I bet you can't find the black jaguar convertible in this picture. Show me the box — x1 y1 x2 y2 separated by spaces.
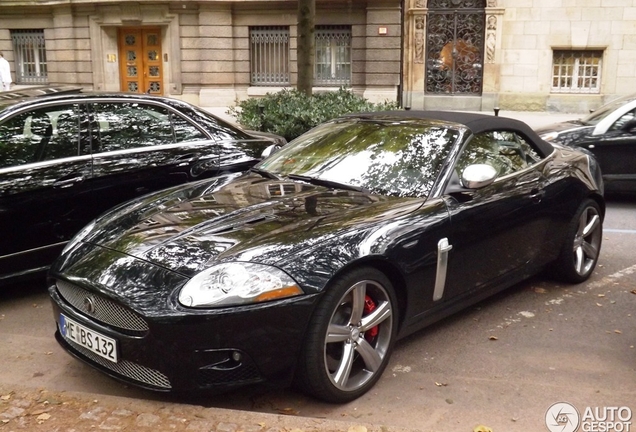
48 111 604 403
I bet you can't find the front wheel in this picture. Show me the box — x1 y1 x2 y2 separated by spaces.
552 198 603 283
296 267 398 403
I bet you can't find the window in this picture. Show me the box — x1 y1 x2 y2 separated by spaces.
92 103 177 152
250 27 289 86
552 50 602 94
315 26 351 86
11 30 48 84
456 131 542 178
0 105 81 168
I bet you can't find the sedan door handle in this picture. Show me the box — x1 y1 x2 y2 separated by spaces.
530 189 545 203
54 176 85 189
174 153 200 167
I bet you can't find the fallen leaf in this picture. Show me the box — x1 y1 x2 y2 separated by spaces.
258 422 266 428
489 336 498 340
630 290 636 295
596 303 603 307
435 382 448 387
276 408 299 416
36 413 50 421
615 330 622 334
0 394 11 401
597 294 605 297
534 287 547 294
473 425 493 432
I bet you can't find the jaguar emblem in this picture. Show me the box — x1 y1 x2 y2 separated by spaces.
83 296 96 315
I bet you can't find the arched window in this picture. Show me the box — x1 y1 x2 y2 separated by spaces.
426 0 485 95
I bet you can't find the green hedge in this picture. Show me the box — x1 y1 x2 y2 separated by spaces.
227 88 400 141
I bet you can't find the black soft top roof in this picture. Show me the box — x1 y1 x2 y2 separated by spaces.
347 110 554 157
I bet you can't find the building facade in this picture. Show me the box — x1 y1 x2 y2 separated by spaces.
1 0 635 113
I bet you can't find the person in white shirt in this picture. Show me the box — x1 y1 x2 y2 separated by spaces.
0 52 12 91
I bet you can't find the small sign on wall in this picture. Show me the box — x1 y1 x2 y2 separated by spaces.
107 54 116 62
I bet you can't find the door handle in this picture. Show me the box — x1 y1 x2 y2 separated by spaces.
530 189 545 203
174 153 200 167
54 176 85 189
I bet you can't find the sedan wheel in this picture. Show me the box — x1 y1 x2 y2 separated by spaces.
296 267 398 403
553 199 603 283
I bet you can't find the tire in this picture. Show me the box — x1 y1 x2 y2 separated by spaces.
296 267 398 403
552 199 603 283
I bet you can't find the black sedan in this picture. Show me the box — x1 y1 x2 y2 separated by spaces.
0 87 284 285
48 111 604 403
535 93 636 194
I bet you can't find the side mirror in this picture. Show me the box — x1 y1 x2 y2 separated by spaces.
261 144 281 159
460 164 498 189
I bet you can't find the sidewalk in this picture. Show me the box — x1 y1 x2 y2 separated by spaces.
0 384 417 432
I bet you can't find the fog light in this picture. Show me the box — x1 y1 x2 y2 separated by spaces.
232 351 242 362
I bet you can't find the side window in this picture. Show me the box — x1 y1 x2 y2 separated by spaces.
92 102 175 152
0 105 80 168
610 108 636 131
172 113 208 142
45 106 81 161
456 131 542 178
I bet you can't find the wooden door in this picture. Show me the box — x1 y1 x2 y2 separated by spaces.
118 28 163 95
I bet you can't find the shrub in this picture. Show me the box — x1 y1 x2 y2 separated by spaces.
227 87 399 141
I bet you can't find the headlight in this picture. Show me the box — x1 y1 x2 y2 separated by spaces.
178 262 303 308
62 220 96 255
540 131 560 142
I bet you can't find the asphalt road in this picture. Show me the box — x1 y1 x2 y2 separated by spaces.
0 197 634 432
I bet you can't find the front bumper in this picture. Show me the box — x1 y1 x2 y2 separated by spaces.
49 279 320 393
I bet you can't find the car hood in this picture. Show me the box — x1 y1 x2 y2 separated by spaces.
74 172 419 278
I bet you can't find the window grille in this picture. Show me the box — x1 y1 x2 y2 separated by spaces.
11 30 48 84
250 27 289 86
552 50 602 94
315 26 352 86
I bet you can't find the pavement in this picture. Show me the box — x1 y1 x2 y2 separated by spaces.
0 383 413 432
0 105 589 432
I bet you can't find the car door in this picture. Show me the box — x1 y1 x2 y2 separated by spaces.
582 109 636 193
0 103 92 281
439 130 553 302
88 100 221 214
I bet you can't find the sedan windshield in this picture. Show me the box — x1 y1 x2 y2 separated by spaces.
581 94 636 126
256 118 460 197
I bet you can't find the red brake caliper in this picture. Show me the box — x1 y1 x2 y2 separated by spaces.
364 295 379 342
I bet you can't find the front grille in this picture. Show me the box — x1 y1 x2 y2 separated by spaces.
56 280 149 333
63 336 171 389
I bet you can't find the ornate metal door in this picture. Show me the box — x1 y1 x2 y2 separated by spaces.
425 0 485 95
118 28 163 95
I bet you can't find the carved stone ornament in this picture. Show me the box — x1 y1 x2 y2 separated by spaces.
414 16 425 64
486 15 496 63
415 0 426 7
487 0 496 6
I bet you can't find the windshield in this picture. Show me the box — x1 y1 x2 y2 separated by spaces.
581 94 636 126
256 118 460 198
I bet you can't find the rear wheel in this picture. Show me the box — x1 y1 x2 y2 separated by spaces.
553 199 603 283
296 267 398 403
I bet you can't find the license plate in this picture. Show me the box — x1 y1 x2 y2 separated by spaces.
59 313 118 363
